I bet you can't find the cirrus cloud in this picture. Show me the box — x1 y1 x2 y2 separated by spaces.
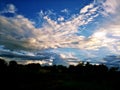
0 0 120 56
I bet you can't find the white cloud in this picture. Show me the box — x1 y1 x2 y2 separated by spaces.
7 4 16 13
0 4 17 14
38 10 44 17
38 10 56 18
0 15 37 50
81 22 120 54
80 4 94 14
103 0 119 14
59 52 81 66
0 1 120 66
94 0 120 16
60 53 76 59
58 17 64 21
61 9 69 13
0 11 92 50
0 1 106 50
0 1 120 57
17 60 53 66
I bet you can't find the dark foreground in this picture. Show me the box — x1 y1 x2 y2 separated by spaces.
0 58 120 90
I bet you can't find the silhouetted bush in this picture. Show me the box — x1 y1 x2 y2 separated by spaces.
0 58 120 90
0 58 7 72
9 61 17 67
26 63 41 73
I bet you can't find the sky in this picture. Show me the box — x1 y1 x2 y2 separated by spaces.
0 0 120 66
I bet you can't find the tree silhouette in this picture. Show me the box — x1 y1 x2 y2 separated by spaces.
0 58 120 90
9 61 17 67
0 58 7 72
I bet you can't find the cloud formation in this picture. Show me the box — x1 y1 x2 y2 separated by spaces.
0 48 69 66
0 0 120 62
0 1 99 50
80 3 94 14
0 4 17 14
61 9 69 13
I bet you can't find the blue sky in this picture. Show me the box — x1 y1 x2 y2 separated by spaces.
0 0 120 66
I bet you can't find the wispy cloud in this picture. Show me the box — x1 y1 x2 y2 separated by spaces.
0 48 69 66
57 16 64 21
0 4 17 14
102 0 119 15
61 9 69 13
0 1 99 50
0 0 120 61
94 0 120 16
80 3 94 14
83 24 120 53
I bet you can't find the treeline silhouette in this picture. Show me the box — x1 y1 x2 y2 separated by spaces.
0 58 120 90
